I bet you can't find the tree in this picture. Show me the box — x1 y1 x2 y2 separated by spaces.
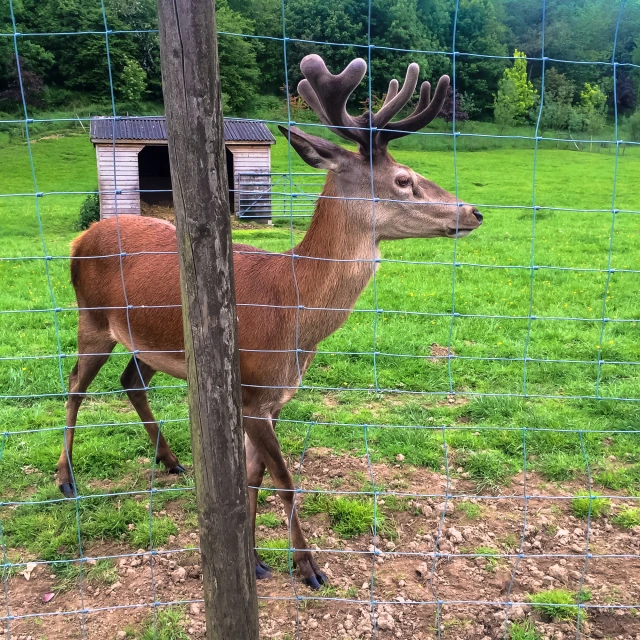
616 74 636 116
118 58 147 103
440 87 469 124
216 0 261 113
451 0 511 118
569 82 608 149
629 109 640 143
539 68 575 132
283 0 438 105
578 82 607 140
493 77 518 131
493 49 537 128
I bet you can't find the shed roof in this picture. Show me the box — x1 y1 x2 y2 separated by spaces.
90 116 275 144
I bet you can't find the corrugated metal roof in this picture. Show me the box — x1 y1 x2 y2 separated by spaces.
90 116 275 144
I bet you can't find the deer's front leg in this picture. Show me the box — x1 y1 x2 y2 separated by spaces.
244 413 327 590
245 434 271 579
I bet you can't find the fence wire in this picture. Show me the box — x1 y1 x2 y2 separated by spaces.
1 0 640 639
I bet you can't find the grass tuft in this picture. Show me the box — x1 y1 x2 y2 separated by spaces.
508 620 540 640
472 546 502 572
256 538 291 573
463 450 519 492
527 588 591 621
457 501 482 519
140 606 189 640
613 507 640 529
535 452 584 481
256 513 281 528
302 493 390 538
570 493 611 519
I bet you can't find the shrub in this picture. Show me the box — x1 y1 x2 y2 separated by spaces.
629 110 640 142
77 191 100 230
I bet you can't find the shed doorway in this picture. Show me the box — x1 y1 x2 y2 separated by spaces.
138 145 173 206
226 148 235 212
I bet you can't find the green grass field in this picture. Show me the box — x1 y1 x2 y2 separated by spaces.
1 127 640 562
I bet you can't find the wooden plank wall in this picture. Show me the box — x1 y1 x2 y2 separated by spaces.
96 144 143 218
228 144 271 213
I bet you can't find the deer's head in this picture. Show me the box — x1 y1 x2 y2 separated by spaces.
279 55 482 240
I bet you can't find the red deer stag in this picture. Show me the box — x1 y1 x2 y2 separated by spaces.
60 55 482 589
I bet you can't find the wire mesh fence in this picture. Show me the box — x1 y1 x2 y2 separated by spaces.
1 0 640 638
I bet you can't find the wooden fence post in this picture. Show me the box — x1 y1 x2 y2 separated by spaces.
156 1 260 638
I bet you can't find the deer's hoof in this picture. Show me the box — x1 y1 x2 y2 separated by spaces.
59 482 77 498
255 560 272 580
303 571 328 591
168 464 186 475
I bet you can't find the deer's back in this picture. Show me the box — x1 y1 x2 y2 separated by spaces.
71 216 302 388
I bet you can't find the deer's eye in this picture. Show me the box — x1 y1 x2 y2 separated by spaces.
395 175 412 189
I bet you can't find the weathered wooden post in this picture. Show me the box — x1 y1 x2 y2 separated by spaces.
156 0 260 638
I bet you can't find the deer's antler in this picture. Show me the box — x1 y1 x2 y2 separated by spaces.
296 54 450 155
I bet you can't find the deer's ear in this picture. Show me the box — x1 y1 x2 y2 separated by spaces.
278 125 353 172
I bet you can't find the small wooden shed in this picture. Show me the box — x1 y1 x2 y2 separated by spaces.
90 116 276 221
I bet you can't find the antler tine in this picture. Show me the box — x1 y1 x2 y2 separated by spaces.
298 54 368 146
297 79 354 142
378 74 450 145
381 79 399 107
370 63 419 130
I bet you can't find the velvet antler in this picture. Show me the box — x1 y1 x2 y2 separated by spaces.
297 54 450 155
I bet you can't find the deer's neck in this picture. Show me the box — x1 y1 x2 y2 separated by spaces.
291 176 378 343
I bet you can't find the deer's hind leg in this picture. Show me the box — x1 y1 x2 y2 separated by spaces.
120 357 183 474
57 317 115 497
244 408 327 590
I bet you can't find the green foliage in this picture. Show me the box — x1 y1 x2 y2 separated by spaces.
526 588 589 621
494 77 519 130
463 449 519 492
257 489 273 505
216 0 261 113
3 0 640 120
535 452 584 481
472 546 502 572
577 82 608 137
302 493 388 538
256 513 281 528
140 607 189 640
571 492 611 519
494 50 537 128
629 110 640 142
613 507 640 529
508 620 540 640
539 68 576 132
119 58 147 103
77 191 100 230
256 538 291 572
2 491 177 560
457 501 482 520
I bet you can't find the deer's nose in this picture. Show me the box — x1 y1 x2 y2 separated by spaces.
471 207 483 223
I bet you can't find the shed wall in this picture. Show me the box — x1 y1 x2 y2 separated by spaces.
95 142 273 218
96 144 143 218
227 144 271 214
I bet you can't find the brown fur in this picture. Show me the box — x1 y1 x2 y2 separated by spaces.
60 146 481 588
